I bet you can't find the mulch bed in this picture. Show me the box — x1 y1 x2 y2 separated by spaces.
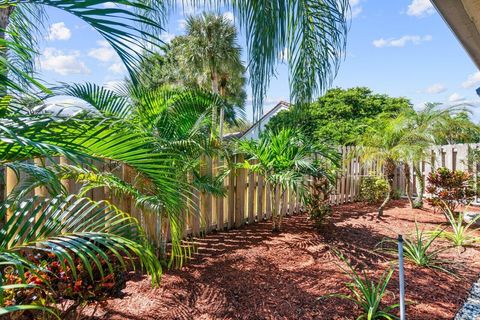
85 200 480 319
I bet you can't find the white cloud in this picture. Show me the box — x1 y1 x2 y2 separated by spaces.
425 83 447 94
46 22 71 41
223 11 234 22
39 48 90 76
373 35 432 48
448 93 465 102
178 19 187 31
350 0 363 18
462 71 480 88
407 0 435 17
108 62 126 74
88 40 116 62
160 32 175 44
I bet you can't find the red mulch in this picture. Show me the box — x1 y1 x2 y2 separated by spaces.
84 200 480 320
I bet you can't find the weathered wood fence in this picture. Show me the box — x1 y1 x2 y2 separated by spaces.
2 143 480 244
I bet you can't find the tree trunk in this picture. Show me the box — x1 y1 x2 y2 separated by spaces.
403 163 413 208
210 70 219 138
277 188 286 231
270 184 279 232
378 158 396 217
218 84 225 141
413 164 424 207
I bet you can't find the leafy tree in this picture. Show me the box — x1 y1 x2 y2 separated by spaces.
237 128 338 232
267 87 413 145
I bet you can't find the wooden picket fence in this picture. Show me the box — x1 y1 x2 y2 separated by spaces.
3 143 480 245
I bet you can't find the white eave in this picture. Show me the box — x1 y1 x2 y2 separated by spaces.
432 0 480 69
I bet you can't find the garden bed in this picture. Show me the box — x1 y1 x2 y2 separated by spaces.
85 200 480 319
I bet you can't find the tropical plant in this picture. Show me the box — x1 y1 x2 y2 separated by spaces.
178 12 246 139
359 175 389 204
399 103 466 207
307 175 335 228
0 195 162 317
431 205 480 247
237 128 338 232
379 223 453 274
426 168 475 214
0 1 165 95
352 115 408 217
323 252 399 320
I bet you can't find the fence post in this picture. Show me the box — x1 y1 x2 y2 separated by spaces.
398 234 406 320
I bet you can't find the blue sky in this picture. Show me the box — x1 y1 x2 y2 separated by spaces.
37 0 480 121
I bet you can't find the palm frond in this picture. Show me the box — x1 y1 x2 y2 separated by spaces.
1 195 163 284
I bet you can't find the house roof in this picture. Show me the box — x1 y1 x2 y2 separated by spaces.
432 0 480 69
238 101 290 139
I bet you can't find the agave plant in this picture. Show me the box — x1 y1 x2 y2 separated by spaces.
432 205 480 248
324 252 399 320
379 223 453 274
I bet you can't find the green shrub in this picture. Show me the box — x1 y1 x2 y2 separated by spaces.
359 176 389 204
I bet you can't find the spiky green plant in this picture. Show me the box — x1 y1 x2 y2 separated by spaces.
324 252 399 320
379 223 453 274
432 206 480 248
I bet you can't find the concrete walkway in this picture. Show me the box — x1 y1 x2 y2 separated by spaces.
456 277 480 320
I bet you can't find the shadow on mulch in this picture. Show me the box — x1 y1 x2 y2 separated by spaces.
82 200 480 320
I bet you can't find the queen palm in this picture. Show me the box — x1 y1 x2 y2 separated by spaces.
238 128 338 232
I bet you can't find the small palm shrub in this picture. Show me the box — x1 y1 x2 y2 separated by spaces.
426 168 475 213
323 253 399 319
379 223 453 274
359 176 389 204
307 176 334 228
432 206 480 247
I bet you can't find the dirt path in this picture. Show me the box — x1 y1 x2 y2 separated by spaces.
87 200 480 320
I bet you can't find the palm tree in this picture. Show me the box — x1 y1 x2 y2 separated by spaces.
180 12 245 139
53 83 228 261
353 115 407 217
237 128 338 232
0 1 165 94
398 103 475 208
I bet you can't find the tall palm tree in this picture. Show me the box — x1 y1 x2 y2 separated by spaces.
237 128 338 232
180 12 245 139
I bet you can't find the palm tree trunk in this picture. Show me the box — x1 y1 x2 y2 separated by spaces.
277 188 287 231
210 70 219 138
413 164 424 207
219 85 225 141
403 163 413 208
378 158 396 217
270 184 279 232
